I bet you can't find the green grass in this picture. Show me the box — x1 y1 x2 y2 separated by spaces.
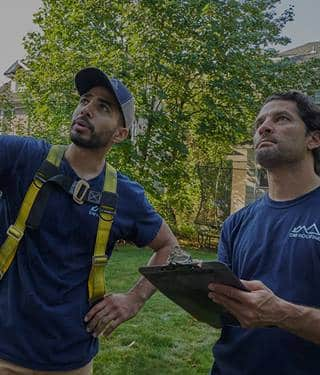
93 245 220 375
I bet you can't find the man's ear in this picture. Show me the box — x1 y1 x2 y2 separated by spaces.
307 130 320 151
112 127 129 144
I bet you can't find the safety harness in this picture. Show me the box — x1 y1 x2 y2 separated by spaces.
0 145 117 305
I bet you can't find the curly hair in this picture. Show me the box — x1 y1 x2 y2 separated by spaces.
263 91 320 175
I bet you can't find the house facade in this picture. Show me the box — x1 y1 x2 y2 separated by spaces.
0 60 29 135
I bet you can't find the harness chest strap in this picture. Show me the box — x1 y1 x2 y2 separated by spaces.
0 145 66 279
0 145 117 305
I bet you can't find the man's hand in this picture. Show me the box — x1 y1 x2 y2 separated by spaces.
208 280 289 328
84 292 144 337
84 221 178 339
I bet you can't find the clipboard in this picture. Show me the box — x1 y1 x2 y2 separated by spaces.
139 261 248 328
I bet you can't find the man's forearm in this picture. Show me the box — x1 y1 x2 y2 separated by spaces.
128 242 175 306
208 279 320 345
85 240 176 337
128 221 178 308
278 301 320 345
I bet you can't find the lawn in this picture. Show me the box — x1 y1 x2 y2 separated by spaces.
93 245 220 375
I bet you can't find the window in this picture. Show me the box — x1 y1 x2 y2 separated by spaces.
14 107 25 116
10 81 17 93
314 90 320 105
257 168 268 188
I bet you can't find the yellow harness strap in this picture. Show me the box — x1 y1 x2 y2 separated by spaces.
0 145 66 279
88 163 117 305
0 144 117 304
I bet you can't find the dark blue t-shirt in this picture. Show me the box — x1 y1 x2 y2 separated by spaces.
0 135 163 371
212 188 320 375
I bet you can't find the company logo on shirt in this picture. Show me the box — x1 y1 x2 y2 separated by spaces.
289 223 320 242
89 205 99 218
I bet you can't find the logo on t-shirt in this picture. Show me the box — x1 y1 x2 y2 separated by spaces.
89 205 99 218
289 223 320 242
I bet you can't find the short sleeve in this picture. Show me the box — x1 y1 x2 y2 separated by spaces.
129 188 163 247
0 135 49 183
114 174 163 248
217 220 232 268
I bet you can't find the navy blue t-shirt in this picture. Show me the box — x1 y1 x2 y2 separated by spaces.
0 135 163 371
212 188 320 375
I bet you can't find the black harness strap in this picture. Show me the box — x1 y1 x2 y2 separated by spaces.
26 159 118 229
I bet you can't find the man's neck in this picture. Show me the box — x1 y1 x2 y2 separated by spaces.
267 162 320 201
64 144 108 180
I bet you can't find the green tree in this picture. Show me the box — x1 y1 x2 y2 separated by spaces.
18 0 299 231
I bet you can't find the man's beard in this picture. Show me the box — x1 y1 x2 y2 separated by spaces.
70 130 112 149
255 145 304 170
255 147 283 169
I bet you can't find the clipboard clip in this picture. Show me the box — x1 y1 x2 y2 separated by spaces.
167 246 201 267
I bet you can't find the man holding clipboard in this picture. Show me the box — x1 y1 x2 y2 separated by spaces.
207 92 320 375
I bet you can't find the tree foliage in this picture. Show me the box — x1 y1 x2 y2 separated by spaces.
18 0 303 231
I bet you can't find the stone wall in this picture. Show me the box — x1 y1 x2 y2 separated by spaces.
228 146 268 214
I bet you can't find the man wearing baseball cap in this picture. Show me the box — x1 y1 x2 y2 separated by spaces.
0 67 178 374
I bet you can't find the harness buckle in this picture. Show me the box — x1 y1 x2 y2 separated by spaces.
73 179 90 205
6 225 24 241
100 206 115 215
92 255 109 266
